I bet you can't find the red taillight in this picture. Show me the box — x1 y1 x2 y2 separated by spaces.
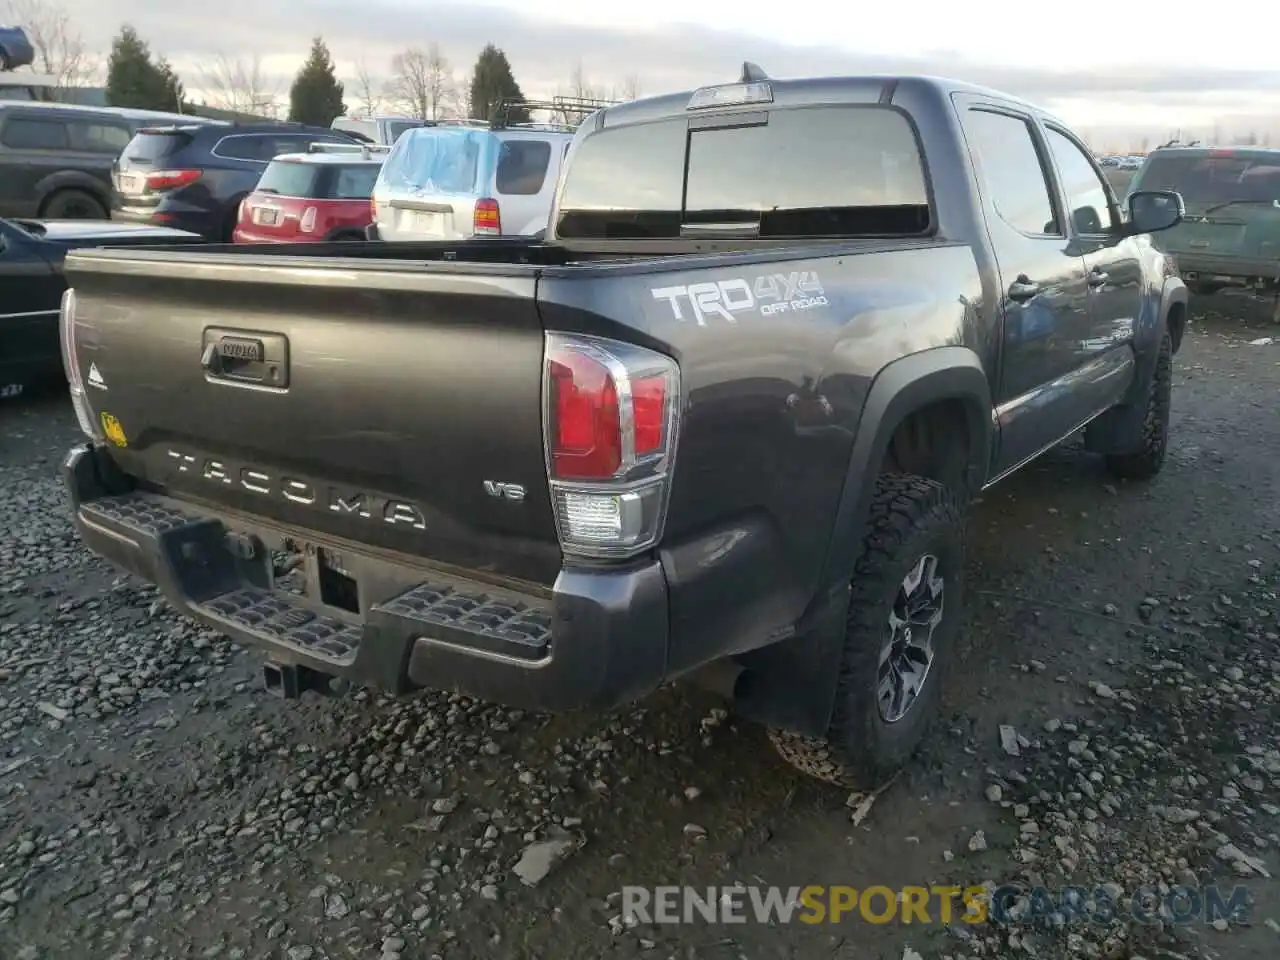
631 376 668 456
300 206 317 233
144 169 202 191
543 334 680 558
474 197 501 236
549 350 621 480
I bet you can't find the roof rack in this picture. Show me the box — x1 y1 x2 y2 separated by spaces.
489 95 619 130
305 141 390 158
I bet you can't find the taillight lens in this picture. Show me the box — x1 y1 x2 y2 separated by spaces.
299 206 317 233
144 169 202 191
473 197 501 236
59 288 98 439
544 333 680 558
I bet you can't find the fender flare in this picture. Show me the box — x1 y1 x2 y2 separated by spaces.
819 346 993 595
35 170 110 212
1161 275 1189 354
731 347 994 739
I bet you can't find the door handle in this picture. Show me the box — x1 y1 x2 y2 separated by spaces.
1008 277 1041 302
1087 269 1110 287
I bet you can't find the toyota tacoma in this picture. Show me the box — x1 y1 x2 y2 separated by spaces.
58 66 1188 787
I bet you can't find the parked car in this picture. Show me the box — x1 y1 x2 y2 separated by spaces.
233 143 386 243
59 66 1187 790
0 216 198 397
0 25 33 71
368 102 607 241
1127 145 1280 298
111 122 358 240
0 101 224 220
330 114 424 146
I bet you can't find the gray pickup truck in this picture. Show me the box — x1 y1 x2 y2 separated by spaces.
58 65 1188 788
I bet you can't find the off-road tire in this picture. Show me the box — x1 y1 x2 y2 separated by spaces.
40 188 107 220
770 474 966 788
1104 331 1172 480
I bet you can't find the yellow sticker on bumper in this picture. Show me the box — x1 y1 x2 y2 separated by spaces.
100 411 128 448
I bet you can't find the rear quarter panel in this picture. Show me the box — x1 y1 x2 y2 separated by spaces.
537 242 984 673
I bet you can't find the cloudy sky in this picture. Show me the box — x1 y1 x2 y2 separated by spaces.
43 0 1280 147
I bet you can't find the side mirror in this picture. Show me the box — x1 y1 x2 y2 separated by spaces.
1127 190 1184 234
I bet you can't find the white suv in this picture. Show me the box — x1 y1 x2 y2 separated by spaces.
369 122 573 241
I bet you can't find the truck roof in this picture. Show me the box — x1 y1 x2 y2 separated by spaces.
594 71 1062 131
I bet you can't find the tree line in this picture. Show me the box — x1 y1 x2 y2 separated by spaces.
5 0 639 127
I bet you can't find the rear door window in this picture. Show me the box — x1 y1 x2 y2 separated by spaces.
68 120 132 154
1 117 69 151
556 105 931 239
960 109 1059 236
496 139 552 195
214 135 267 161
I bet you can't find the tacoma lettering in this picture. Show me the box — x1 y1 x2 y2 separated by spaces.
165 449 425 530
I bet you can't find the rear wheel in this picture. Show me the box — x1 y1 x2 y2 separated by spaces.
40 189 107 220
770 474 965 788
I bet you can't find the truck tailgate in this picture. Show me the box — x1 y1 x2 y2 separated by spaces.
64 249 561 586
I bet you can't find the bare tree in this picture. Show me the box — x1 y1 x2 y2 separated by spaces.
197 53 279 117
612 73 642 102
352 57 382 115
386 44 458 121
2 0 98 95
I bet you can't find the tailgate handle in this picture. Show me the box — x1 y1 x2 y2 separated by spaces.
201 329 289 389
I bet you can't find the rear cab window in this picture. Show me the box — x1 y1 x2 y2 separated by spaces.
378 128 484 195
1136 150 1280 209
555 104 931 239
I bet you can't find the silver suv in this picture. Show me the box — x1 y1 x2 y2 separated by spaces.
369 99 613 242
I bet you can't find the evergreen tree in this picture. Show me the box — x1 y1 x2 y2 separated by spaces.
469 44 528 123
105 25 184 112
289 37 345 127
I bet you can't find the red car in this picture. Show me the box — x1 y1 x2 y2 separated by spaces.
233 145 384 243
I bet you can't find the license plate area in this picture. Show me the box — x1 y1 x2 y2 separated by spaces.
253 206 280 226
270 540 360 614
117 174 142 195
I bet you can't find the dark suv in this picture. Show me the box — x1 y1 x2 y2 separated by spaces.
0 102 218 220
112 122 359 240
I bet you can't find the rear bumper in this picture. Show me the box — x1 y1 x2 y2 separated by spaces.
1172 253 1280 283
114 203 221 240
64 442 669 712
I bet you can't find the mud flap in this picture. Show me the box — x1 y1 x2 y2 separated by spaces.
729 583 850 737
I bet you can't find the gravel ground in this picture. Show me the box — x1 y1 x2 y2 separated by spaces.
1 295 1278 960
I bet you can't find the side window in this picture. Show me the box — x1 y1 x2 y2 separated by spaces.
69 121 132 154
1045 127 1116 234
214 136 266 161
1 117 69 151
962 109 1059 236
496 140 552 196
